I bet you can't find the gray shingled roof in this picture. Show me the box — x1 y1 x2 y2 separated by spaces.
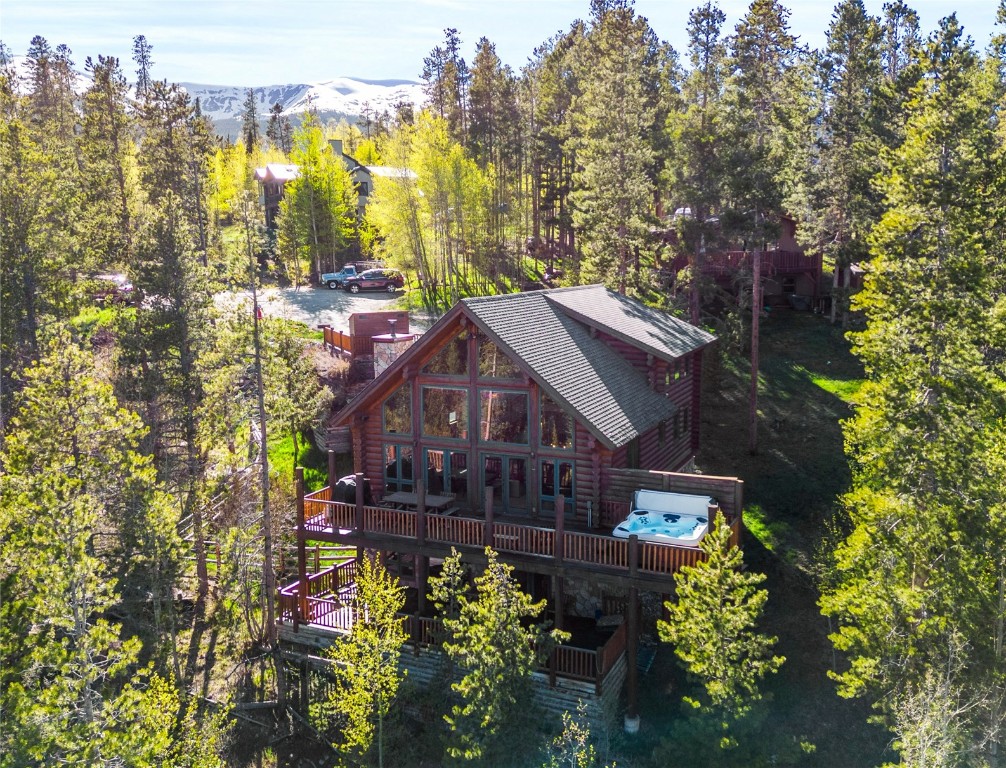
462 286 714 450
545 285 715 361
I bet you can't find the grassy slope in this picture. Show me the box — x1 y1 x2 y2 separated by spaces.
693 310 890 765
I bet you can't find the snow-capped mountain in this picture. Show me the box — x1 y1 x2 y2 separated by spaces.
181 77 425 135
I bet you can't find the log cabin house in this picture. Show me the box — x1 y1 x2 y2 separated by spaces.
280 285 745 730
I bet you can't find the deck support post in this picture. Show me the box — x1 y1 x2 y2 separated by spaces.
550 575 565 688
299 658 310 715
296 468 307 631
484 487 494 547
416 555 429 614
625 586 640 734
328 449 337 490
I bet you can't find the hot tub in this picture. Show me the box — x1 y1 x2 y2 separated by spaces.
612 489 716 547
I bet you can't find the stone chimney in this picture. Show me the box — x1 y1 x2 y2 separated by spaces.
373 318 418 377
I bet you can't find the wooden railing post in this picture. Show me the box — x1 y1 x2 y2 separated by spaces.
296 467 307 630
554 496 565 563
484 487 494 547
416 479 426 546
328 449 338 490
628 534 639 579
355 471 365 532
314 544 320 574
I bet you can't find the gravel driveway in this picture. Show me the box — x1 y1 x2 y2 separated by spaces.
222 285 436 333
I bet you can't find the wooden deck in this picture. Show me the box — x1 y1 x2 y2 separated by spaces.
666 249 822 278
277 558 629 694
298 485 741 588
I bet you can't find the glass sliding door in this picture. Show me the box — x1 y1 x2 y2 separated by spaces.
481 454 529 515
540 458 574 516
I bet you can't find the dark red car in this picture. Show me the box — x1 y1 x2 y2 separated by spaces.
342 268 405 293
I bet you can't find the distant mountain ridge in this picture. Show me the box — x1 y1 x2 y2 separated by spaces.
9 57 424 137
180 77 426 137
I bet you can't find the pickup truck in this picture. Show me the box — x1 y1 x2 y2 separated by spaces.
320 265 359 289
320 261 384 289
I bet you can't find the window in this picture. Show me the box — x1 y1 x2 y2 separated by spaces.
356 181 370 197
422 386 469 439
383 384 411 434
423 331 469 376
477 332 522 379
540 392 574 449
384 444 413 492
479 390 528 444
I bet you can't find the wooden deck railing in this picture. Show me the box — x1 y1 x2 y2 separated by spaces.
321 326 352 357
493 522 554 557
299 487 743 580
666 249 822 278
427 514 484 547
563 531 629 569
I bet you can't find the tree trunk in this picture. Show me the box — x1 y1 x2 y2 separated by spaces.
749 247 761 455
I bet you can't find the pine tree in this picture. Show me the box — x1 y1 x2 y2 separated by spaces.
440 548 567 766
132 34 154 101
322 554 407 768
658 516 784 761
79 54 136 269
276 113 357 281
664 1 730 324
0 334 189 765
570 0 669 293
800 0 885 326
265 101 292 153
819 17 1006 759
241 87 260 154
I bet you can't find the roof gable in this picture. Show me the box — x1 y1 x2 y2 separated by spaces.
333 287 714 451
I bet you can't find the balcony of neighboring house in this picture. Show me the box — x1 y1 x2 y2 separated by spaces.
666 248 823 279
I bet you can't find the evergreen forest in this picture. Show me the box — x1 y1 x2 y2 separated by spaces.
3 0 1006 765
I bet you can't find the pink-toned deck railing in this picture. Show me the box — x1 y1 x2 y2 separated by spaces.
299 487 742 578
286 599 629 692
563 531 629 569
666 249 822 277
493 523 554 557
427 515 484 546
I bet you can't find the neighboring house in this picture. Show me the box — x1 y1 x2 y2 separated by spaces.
253 163 299 228
662 213 823 308
279 286 744 731
253 139 372 228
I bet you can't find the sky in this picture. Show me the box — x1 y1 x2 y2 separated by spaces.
1 0 1000 87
